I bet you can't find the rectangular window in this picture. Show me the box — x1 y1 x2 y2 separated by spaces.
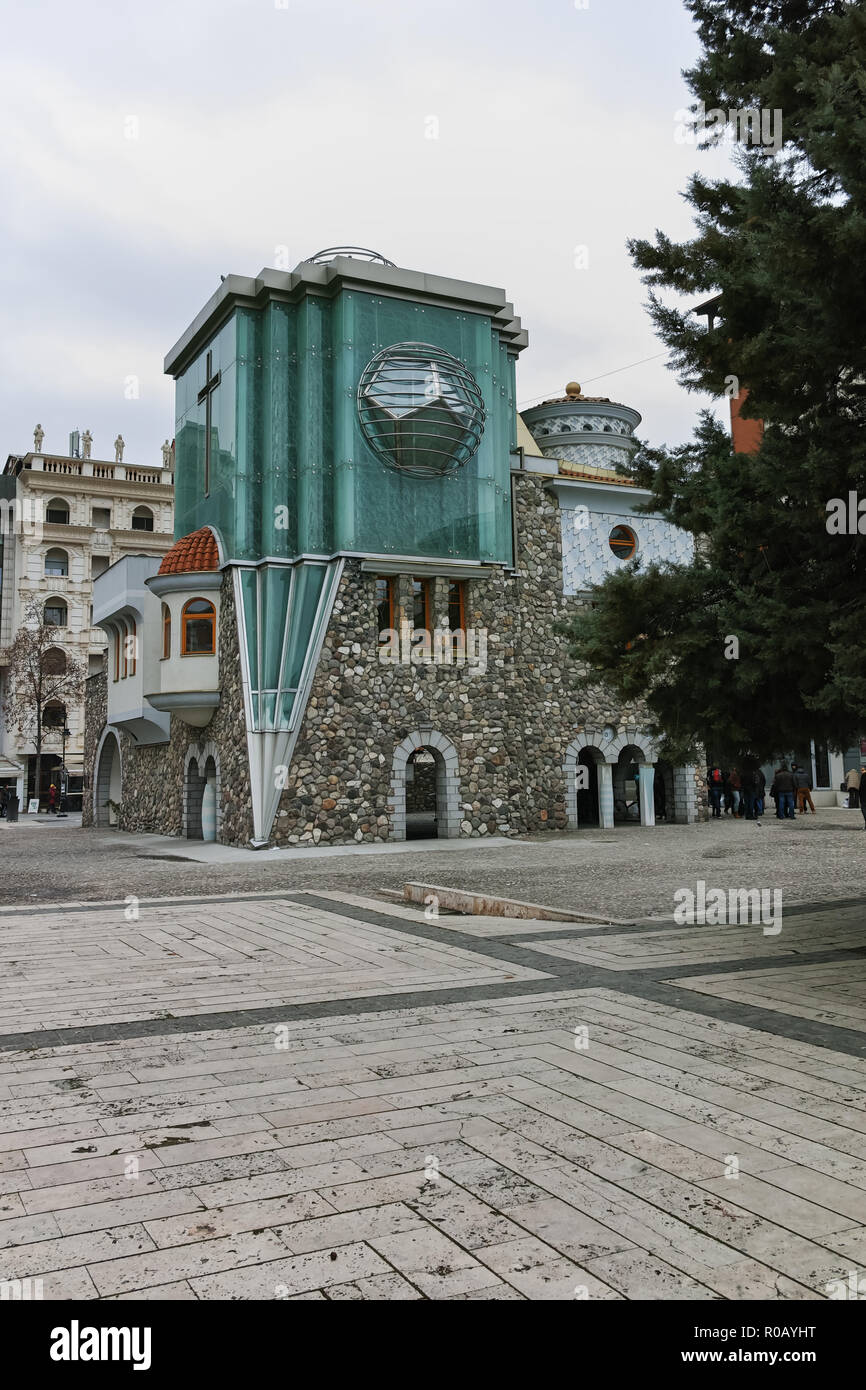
447 581 465 632
375 577 394 640
92 507 111 529
113 629 120 682
412 578 431 634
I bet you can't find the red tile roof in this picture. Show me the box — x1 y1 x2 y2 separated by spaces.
157 527 220 576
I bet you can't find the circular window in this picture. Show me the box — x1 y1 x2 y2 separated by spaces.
609 525 637 560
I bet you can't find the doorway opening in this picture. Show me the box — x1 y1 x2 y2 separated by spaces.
576 748 600 827
406 747 442 839
94 732 122 827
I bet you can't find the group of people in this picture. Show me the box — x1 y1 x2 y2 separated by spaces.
706 762 818 821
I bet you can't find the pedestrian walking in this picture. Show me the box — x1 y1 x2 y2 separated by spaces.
770 764 796 819
740 767 757 819
727 767 742 817
754 767 766 818
47 783 57 815
846 765 861 810
793 763 816 815
707 764 724 818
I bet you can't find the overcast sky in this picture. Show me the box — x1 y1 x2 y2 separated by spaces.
0 0 737 467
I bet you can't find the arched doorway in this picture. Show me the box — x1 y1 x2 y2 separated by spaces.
94 730 122 827
185 757 204 840
576 748 601 827
406 747 441 839
201 755 217 842
614 745 644 823
389 729 460 841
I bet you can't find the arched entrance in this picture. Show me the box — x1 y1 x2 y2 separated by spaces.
576 748 601 827
185 756 204 840
406 748 440 839
94 730 122 827
389 729 460 841
614 745 644 823
201 755 217 842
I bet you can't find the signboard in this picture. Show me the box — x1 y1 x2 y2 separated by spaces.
27 798 40 814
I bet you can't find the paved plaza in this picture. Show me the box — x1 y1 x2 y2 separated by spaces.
0 876 865 1300
3 806 866 920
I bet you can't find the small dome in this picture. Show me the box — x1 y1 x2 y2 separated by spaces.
158 527 220 576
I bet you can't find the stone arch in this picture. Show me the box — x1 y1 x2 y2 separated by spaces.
184 740 221 840
93 728 122 827
564 729 661 829
389 729 460 841
601 728 660 764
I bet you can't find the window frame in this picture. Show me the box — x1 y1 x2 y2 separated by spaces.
46 498 70 525
447 581 465 632
181 598 216 656
131 506 154 532
411 578 431 634
162 603 171 660
43 600 67 628
608 524 637 561
375 577 395 641
44 547 69 578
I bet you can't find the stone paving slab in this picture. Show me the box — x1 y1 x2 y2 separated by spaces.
0 888 864 1300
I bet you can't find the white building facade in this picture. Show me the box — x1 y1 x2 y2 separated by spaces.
0 438 174 808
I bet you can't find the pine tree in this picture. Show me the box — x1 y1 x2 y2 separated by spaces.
562 0 866 764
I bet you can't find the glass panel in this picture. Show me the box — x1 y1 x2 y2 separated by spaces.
184 617 214 653
283 563 326 694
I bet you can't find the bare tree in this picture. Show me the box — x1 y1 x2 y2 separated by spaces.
0 600 85 804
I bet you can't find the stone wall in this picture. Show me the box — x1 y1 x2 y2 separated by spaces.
81 670 107 828
83 474 706 846
267 470 693 846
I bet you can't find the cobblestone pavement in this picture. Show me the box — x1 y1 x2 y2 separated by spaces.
0 888 864 1300
2 807 866 920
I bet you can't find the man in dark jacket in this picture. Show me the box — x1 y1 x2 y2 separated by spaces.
792 763 816 815
707 764 724 818
740 767 757 819
771 764 796 819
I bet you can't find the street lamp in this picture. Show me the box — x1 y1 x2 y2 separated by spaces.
59 726 71 817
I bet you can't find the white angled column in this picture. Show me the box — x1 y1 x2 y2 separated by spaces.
598 762 615 829
639 763 656 827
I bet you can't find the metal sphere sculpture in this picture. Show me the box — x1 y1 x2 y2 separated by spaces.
357 342 486 478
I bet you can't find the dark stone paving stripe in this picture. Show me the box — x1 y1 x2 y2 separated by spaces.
0 890 309 919
0 976 571 1054
612 976 866 1061
1 891 865 1057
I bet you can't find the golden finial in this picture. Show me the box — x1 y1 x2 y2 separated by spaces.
565 381 582 399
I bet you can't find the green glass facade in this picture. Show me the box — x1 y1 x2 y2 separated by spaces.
172 290 519 566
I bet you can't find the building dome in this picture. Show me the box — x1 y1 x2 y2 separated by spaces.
522 383 641 476
157 527 220 576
